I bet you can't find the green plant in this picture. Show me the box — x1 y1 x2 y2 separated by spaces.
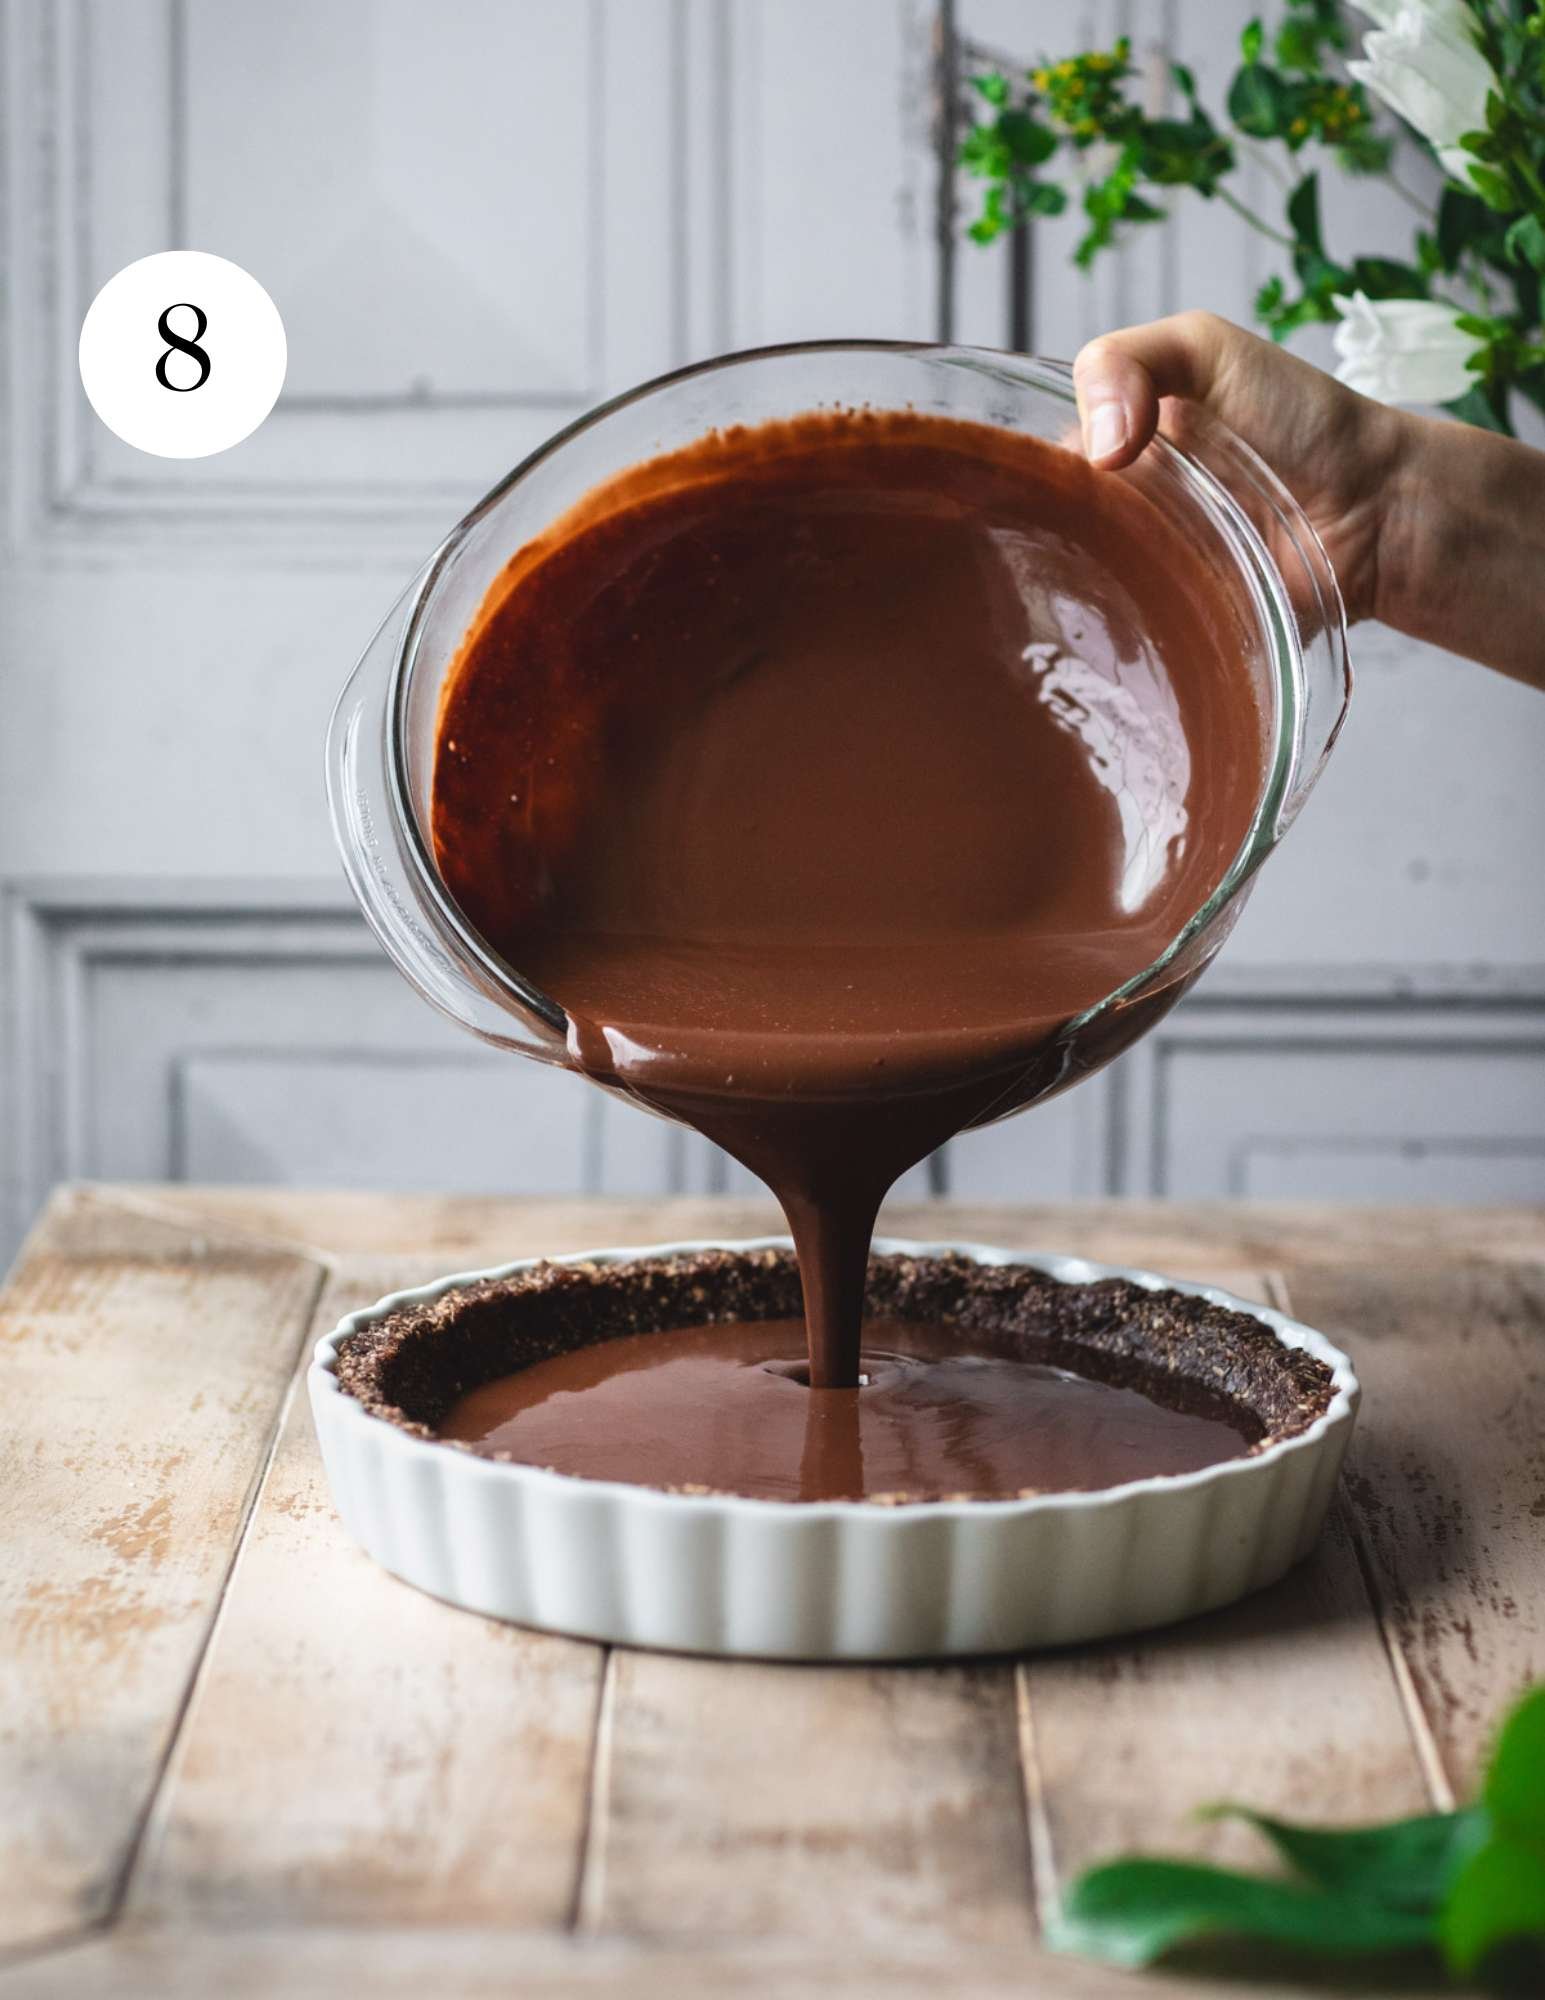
960 0 1545 432
1050 1680 1545 1984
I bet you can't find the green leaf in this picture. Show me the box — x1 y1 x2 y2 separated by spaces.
1440 186 1502 269
1276 19 1315 73
1443 383 1513 433
971 71 1009 108
1505 213 1545 276
1287 171 1321 255
957 124 1005 176
965 184 1006 244
1349 255 1429 300
1240 18 1264 65
1267 293 1339 337
1143 113 1219 148
1255 274 1286 316
1466 163 1516 212
1202 1805 1488 1914
1293 245 1352 296
1437 188 1479 270
1170 61 1197 104
1049 1859 1436 1970
1337 127 1393 175
1228 62 1285 139
998 107 1057 166
1485 1683 1545 1844
1441 1835 1545 1977
1122 193 1164 222
1022 181 1068 217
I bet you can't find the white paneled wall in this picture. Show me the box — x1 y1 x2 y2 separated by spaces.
1 0 1541 1255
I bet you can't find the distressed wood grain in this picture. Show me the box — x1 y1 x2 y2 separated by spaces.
580 1650 1034 1947
1019 1265 1430 1905
0 1925 1370 2000
1022 1499 1434 1902
1280 1262 1545 1805
7 1188 1541 1998
126 1266 605 1929
108 1184 1545 1272
0 1189 323 1956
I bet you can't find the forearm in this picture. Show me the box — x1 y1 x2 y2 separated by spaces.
1378 414 1545 691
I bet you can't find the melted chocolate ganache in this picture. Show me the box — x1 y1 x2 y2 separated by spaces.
438 1316 1259 1502
431 410 1265 1485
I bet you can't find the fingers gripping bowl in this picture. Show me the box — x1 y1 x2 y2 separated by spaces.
309 1236 1359 1661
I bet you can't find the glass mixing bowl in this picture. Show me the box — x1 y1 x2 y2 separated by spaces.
325 340 1351 1099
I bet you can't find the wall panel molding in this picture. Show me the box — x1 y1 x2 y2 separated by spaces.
0 877 689 1256
6 0 696 560
1118 981 1545 1199
7 877 1543 1257
7 0 934 566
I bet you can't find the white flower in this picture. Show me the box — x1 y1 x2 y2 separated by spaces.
1347 5 1496 186
1349 1 1472 32
1332 291 1479 405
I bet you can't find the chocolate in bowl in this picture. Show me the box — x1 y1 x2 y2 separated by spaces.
334 1248 1336 1506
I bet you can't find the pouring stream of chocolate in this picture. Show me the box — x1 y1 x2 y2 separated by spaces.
432 411 1264 1389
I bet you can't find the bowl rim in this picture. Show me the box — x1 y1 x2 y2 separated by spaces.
309 1233 1360 1521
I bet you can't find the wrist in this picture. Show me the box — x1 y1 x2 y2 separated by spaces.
1367 406 1428 635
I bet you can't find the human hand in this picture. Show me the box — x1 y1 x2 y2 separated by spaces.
1073 312 1404 626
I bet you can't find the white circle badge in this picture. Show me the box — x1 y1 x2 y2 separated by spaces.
78 251 287 459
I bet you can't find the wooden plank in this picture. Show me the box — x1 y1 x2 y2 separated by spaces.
1020 1264 1431 1910
881 1202 1545 1275
1022 1504 1432 1898
126 1266 604 1929
105 1184 782 1264
1279 1262 1545 1804
0 1927 1280 2000
0 1189 323 1956
581 1651 1034 1947
108 1184 1545 1271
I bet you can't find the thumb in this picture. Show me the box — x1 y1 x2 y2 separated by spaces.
1072 311 1244 468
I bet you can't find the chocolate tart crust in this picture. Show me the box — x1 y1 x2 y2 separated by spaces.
333 1250 1336 1499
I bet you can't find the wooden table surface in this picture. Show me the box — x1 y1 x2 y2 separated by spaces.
2 1186 1543 1998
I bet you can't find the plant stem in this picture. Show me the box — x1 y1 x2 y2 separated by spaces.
1240 138 1292 193
1215 183 1296 248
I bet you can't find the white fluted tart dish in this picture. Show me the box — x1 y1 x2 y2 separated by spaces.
308 1235 1359 1661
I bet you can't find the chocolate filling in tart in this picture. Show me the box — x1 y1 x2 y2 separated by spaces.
333 1250 1335 1505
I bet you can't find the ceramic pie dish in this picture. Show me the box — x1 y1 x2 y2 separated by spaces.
308 1235 1360 1661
